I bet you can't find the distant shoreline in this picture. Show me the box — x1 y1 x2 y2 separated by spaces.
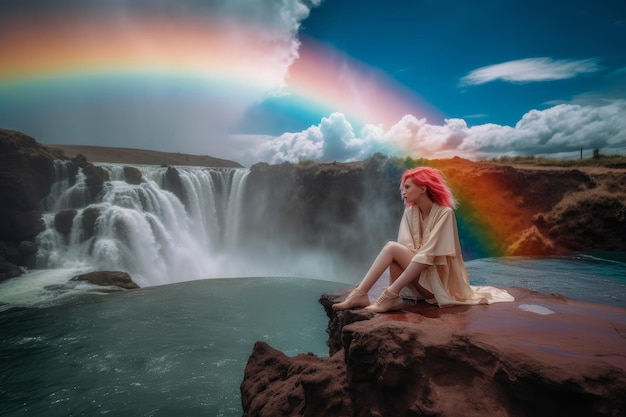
48 144 244 168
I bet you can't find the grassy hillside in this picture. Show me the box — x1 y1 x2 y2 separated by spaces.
48 144 243 168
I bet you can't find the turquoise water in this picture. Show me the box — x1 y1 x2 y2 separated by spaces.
0 254 624 417
467 253 626 307
0 278 345 417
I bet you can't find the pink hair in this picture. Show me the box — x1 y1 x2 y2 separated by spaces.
401 167 457 208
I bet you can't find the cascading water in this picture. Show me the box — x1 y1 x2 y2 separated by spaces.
36 161 250 287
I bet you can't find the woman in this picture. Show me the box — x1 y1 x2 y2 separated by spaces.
332 167 513 313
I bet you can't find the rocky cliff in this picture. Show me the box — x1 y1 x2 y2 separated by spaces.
2 129 625 282
240 287 626 417
0 129 61 280
243 156 626 265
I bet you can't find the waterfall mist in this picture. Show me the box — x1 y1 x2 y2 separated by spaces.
35 161 382 287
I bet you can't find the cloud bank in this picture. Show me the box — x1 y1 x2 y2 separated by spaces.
2 2 623 167
0 0 322 156
460 58 601 86
244 100 626 165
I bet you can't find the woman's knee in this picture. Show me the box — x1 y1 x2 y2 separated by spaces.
382 241 402 251
382 241 413 264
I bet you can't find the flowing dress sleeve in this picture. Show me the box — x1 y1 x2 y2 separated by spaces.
397 208 418 252
406 204 514 307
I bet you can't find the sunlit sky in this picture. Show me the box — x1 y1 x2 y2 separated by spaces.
1 0 625 166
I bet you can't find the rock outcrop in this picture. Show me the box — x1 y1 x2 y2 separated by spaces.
0 129 62 281
241 287 626 417
71 270 139 289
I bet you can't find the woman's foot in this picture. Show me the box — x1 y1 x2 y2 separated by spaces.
332 288 370 310
365 289 403 313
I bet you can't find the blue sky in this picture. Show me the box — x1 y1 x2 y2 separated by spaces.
1 0 625 165
297 0 625 127
236 0 626 164
243 0 626 163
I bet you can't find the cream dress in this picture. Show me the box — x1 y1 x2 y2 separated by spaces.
397 203 514 307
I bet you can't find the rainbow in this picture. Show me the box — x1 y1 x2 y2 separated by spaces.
0 14 440 128
0 15 285 98
0 13 513 259
286 37 443 130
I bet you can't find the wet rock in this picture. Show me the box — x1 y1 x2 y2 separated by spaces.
18 240 38 267
13 210 46 242
80 206 102 241
71 271 139 289
54 209 78 237
241 288 626 417
241 341 351 417
71 153 89 168
0 255 22 283
18 240 38 257
0 241 21 265
82 163 108 188
163 166 186 204
123 166 143 185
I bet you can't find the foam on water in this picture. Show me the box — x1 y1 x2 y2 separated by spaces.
0 268 113 307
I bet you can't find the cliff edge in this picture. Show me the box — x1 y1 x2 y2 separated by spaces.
0 129 62 280
240 287 626 417
2 129 625 283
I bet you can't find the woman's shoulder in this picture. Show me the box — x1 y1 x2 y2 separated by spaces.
432 203 454 218
433 202 451 212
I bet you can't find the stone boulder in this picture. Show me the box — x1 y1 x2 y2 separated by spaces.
54 209 78 238
80 206 102 241
18 240 38 268
82 162 109 189
18 240 38 258
0 256 23 283
163 166 186 204
71 271 140 289
123 166 143 185
240 287 626 417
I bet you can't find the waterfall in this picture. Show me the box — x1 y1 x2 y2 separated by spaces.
36 161 250 287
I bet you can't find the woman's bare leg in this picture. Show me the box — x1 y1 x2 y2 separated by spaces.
389 261 402 285
387 262 433 298
356 241 414 293
334 242 420 311
366 261 434 312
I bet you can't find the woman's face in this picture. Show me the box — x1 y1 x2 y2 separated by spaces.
402 178 424 204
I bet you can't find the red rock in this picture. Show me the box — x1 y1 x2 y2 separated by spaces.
241 287 626 417
241 341 351 417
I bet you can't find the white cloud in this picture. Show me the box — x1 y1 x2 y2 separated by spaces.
0 0 322 159
252 100 626 164
257 124 324 164
254 112 358 164
459 57 601 86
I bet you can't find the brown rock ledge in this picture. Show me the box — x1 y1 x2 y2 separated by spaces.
241 287 626 417
71 271 139 290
